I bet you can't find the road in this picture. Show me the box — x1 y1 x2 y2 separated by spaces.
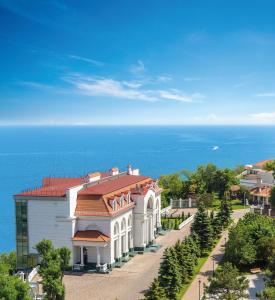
64 222 192 300
182 209 249 300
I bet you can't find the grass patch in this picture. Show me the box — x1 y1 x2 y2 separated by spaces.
177 256 208 299
161 215 188 230
211 199 249 211
176 238 221 299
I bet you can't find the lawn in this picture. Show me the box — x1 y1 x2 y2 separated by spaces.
211 199 249 211
177 255 208 299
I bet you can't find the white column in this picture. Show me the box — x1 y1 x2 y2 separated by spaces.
189 197 192 208
118 236 122 258
125 232 129 253
80 246 84 266
96 247 100 267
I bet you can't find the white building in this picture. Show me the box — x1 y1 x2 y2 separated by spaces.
14 165 162 271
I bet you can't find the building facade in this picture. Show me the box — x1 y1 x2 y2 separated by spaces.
14 165 162 270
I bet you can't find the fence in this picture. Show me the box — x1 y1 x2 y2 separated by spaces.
178 215 194 230
170 198 197 209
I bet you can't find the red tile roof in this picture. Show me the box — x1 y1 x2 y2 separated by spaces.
15 171 156 217
17 177 85 197
253 160 274 169
250 186 271 197
72 230 110 242
78 175 150 196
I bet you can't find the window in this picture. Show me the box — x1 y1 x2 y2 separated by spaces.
120 195 124 207
127 192 131 204
16 201 29 269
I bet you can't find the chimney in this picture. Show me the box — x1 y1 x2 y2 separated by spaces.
86 172 101 183
109 167 119 176
127 164 133 175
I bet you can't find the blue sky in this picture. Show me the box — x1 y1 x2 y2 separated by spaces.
1 0 275 125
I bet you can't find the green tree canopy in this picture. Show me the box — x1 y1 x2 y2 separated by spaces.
224 213 275 268
36 239 71 300
159 247 182 299
144 278 167 300
191 204 214 254
270 186 275 209
205 262 249 300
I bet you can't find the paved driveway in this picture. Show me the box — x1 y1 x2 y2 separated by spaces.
247 273 265 300
64 223 192 300
182 209 249 300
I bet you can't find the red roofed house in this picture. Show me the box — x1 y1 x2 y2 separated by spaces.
14 165 162 271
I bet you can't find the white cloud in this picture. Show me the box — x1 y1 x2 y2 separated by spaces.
254 92 275 97
250 112 275 124
158 89 204 102
73 77 157 101
68 54 103 66
64 74 203 103
130 60 145 74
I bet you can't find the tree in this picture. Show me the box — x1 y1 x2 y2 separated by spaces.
0 274 31 300
224 213 275 269
144 278 167 300
0 251 16 275
213 168 238 199
58 247 71 281
205 262 249 300
36 240 70 300
177 241 196 278
264 160 275 174
197 192 215 209
159 247 182 299
191 204 214 254
216 197 232 229
258 287 275 300
270 186 275 209
158 173 183 207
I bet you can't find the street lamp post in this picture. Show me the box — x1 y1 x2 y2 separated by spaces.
198 279 201 300
211 255 215 276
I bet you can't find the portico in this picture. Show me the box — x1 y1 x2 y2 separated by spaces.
72 230 110 270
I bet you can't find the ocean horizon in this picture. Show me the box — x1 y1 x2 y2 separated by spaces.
1 125 275 252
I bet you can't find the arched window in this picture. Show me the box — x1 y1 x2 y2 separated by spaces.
114 222 119 236
147 196 154 209
121 218 126 232
128 215 132 227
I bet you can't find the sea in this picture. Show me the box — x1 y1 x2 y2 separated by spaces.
1 125 275 252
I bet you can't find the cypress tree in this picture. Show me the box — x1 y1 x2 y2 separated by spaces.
191 204 214 254
159 247 182 299
174 241 188 283
179 241 196 278
185 235 201 262
217 197 232 228
210 210 222 236
144 278 167 300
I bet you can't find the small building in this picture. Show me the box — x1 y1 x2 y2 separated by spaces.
250 185 272 206
14 165 162 270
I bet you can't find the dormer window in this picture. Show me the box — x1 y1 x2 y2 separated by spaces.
110 198 117 211
127 192 131 204
120 195 124 207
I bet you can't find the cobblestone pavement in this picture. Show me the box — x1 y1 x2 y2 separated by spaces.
64 222 192 300
182 209 249 300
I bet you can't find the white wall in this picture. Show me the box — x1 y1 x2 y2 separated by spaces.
27 197 74 262
77 217 111 237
